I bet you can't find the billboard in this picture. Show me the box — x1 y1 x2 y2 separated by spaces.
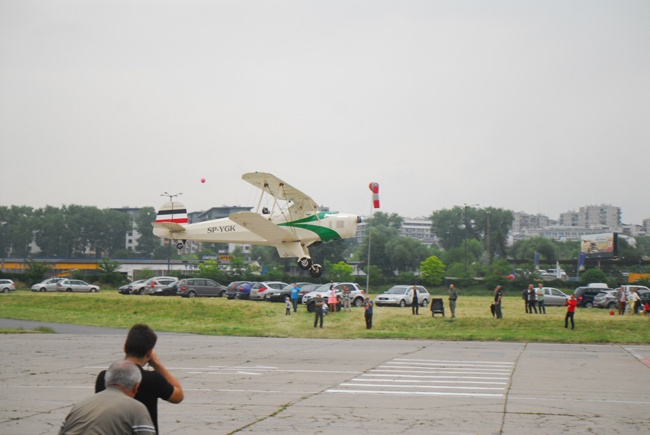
580 233 617 259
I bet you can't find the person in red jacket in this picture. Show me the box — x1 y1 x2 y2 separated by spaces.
565 294 577 330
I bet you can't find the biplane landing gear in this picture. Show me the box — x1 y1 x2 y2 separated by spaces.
309 264 323 278
297 257 312 270
175 240 186 250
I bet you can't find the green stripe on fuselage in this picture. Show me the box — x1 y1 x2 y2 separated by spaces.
278 212 342 243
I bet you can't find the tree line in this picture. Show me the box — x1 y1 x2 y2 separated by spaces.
2 205 649 285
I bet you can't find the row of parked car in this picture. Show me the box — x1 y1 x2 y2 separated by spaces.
30 278 100 292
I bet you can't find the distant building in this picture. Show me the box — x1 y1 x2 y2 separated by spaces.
512 212 554 232
558 204 621 229
355 217 435 246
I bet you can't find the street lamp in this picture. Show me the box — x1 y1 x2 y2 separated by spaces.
160 192 182 273
463 203 479 274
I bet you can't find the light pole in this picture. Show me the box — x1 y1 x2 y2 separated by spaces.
486 210 491 267
463 203 479 274
160 192 182 274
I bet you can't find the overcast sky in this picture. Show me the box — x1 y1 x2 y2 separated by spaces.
1 1 649 224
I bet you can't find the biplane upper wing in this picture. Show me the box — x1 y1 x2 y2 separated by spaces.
229 211 300 244
242 172 318 215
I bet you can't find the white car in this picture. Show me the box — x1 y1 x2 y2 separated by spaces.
0 279 16 293
302 282 365 311
375 285 430 307
31 278 65 292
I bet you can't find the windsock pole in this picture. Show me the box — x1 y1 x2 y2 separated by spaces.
366 183 380 294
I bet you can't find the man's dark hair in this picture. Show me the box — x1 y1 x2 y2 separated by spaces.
124 324 157 358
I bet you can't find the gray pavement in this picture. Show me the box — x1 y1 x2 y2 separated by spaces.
1 319 650 434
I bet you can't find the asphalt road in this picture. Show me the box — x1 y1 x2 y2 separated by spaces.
1 319 649 434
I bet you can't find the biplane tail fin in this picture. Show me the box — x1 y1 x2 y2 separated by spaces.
152 201 188 232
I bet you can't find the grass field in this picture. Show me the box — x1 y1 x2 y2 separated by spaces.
0 290 648 344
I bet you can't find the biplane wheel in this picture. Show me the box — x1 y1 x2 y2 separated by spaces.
309 264 323 278
175 241 185 250
297 257 312 270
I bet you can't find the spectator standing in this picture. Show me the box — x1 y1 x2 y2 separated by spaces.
629 287 641 314
290 283 301 313
314 294 325 328
493 285 503 319
565 294 577 329
327 285 338 313
363 297 374 329
95 324 184 435
342 285 352 312
524 284 537 314
448 284 458 318
411 285 419 315
617 287 627 315
536 283 546 314
60 360 155 435
285 297 291 315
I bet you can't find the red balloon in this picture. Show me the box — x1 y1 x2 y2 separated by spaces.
201 178 206 183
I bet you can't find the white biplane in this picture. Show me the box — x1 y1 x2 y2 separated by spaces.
152 172 360 278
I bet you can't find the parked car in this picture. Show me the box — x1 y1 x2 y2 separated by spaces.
296 283 322 303
56 279 100 293
248 281 289 301
574 285 612 308
131 276 176 295
593 290 618 309
176 278 227 298
537 287 569 306
236 281 255 300
31 278 64 292
225 281 249 299
151 281 179 296
0 279 16 293
119 279 145 295
375 285 430 307
302 282 365 312
266 282 312 303
249 281 289 301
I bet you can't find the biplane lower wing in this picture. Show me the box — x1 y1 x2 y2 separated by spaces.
229 212 299 243
229 211 308 258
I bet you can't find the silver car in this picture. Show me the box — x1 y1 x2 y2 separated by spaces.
56 279 100 293
248 281 289 301
31 278 64 292
593 290 618 309
538 287 569 306
0 279 16 293
375 285 430 307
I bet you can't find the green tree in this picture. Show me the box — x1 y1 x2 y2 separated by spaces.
328 261 354 282
34 206 75 257
510 236 557 262
98 258 125 287
580 268 608 285
197 259 228 283
420 255 445 286
23 259 53 285
385 236 430 273
134 207 159 257
358 212 402 275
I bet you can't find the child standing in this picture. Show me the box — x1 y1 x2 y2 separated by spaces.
285 297 291 315
564 294 577 329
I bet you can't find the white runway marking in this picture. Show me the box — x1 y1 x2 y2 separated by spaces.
326 357 514 399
